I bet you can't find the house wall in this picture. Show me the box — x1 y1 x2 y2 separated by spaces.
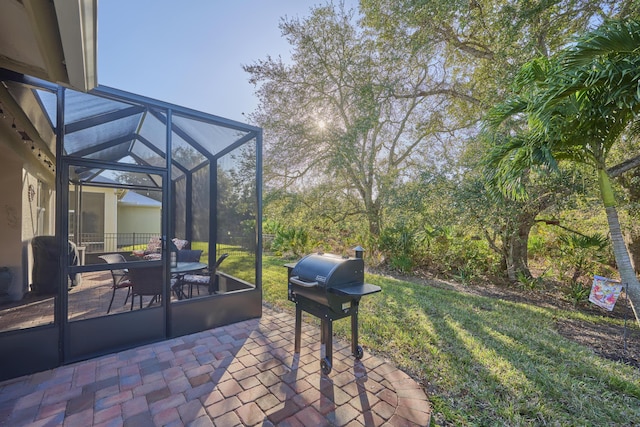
117 205 161 235
74 186 119 252
0 147 25 300
0 129 54 301
104 190 118 252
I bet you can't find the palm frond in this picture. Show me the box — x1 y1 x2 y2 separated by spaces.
481 132 561 201
561 20 640 68
484 97 529 129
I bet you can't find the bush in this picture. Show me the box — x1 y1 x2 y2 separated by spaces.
421 229 497 280
516 270 545 291
389 254 413 273
379 224 416 273
528 233 548 259
556 233 609 283
270 226 312 257
564 281 591 307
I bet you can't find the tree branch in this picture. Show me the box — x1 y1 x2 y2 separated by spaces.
436 24 495 60
607 154 640 178
392 88 481 105
535 219 590 238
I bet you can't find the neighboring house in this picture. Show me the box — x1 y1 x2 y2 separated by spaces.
117 190 162 240
69 176 161 254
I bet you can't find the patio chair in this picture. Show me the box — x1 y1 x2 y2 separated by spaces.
177 249 203 262
141 237 162 260
128 266 164 310
141 237 190 261
98 254 132 314
182 253 229 297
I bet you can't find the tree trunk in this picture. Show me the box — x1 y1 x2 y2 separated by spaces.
511 212 534 279
604 206 640 325
500 205 538 282
365 198 381 239
599 169 640 325
504 243 516 281
628 232 640 274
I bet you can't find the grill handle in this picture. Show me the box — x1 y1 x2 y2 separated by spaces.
289 276 319 288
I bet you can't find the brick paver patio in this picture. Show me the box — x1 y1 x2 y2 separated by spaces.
0 306 430 426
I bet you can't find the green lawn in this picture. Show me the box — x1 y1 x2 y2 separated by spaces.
262 255 640 426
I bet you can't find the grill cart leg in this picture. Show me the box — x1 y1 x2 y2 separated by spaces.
351 300 364 359
320 318 333 375
294 306 302 353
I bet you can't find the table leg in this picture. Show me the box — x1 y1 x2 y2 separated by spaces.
171 274 187 300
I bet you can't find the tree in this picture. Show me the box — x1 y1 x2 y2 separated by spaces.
487 19 640 323
360 0 637 112
359 0 637 277
245 4 463 242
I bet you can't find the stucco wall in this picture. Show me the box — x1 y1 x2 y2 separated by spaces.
77 186 119 252
0 148 25 300
117 205 161 235
0 114 57 300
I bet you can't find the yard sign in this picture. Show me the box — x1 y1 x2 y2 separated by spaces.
588 275 623 311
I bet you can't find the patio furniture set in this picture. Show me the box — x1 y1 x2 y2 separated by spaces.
99 237 228 312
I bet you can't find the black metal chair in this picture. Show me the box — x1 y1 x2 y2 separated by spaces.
98 254 132 314
182 253 229 297
177 249 203 262
127 266 164 310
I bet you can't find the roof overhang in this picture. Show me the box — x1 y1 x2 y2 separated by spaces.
0 0 97 92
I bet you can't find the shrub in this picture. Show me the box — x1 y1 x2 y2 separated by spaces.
528 233 548 259
565 281 591 307
557 233 609 283
271 226 311 257
379 224 416 273
516 270 545 291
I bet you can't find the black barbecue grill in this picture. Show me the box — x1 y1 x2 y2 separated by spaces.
286 246 381 374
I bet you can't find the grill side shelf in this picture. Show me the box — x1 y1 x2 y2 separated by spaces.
329 283 381 297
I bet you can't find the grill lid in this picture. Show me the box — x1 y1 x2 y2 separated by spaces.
291 252 364 289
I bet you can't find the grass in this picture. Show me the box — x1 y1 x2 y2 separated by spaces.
262 255 640 426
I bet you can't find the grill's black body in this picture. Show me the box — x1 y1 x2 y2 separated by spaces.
287 250 381 374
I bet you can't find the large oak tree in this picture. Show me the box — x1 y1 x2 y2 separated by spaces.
245 4 463 241
360 0 638 277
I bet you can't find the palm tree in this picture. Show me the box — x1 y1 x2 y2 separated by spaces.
486 19 640 324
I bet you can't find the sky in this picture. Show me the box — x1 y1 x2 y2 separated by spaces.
97 1 358 124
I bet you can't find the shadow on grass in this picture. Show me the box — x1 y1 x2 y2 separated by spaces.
349 275 640 425
261 251 640 427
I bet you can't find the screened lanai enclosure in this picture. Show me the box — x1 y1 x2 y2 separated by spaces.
0 70 262 380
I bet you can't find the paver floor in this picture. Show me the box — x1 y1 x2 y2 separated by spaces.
0 306 430 426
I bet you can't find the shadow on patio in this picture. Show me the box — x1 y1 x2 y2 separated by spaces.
0 306 431 426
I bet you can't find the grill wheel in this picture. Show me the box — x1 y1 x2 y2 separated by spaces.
321 358 332 375
354 345 364 360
